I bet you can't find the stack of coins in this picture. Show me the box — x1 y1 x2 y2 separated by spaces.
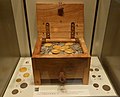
52 45 61 54
65 48 74 54
60 45 69 51
51 49 60 54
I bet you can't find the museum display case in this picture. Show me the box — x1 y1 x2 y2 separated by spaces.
0 0 119 97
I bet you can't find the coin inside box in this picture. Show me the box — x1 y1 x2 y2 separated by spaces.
40 41 83 55
32 3 91 85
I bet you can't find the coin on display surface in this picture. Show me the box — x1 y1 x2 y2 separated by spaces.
65 42 73 46
65 48 74 54
102 85 111 91
53 45 61 50
19 67 27 72
52 49 60 54
12 89 19 95
93 83 99 88
23 73 30 77
44 43 52 47
20 83 28 89
16 78 22 82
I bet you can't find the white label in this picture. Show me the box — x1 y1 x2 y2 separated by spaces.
33 86 90 97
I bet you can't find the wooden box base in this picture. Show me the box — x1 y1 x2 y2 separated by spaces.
32 38 90 85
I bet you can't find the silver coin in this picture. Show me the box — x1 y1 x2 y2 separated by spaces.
102 85 111 91
12 89 19 95
59 43 65 46
20 83 28 89
60 51 64 54
53 42 59 45
93 83 99 88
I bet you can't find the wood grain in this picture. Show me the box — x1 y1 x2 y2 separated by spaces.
32 3 90 85
32 58 41 85
35 58 85 79
32 38 90 85
36 4 84 39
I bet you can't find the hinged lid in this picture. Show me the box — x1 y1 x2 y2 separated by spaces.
36 3 84 39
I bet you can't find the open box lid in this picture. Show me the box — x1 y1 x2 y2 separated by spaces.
36 3 84 39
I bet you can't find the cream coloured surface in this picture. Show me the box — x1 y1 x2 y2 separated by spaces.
3 57 117 97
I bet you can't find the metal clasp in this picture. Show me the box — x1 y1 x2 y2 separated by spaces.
59 72 66 84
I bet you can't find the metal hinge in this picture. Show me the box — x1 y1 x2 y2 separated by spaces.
71 22 75 39
46 23 50 39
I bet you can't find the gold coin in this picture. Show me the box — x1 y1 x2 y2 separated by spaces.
53 45 61 49
60 45 70 51
60 46 66 51
65 42 73 46
23 73 30 77
52 49 60 54
16 78 22 82
65 48 74 54
44 43 52 47
19 67 27 72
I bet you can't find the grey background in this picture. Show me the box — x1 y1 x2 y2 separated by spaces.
101 0 120 96
0 0 20 96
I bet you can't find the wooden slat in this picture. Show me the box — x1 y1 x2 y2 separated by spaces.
38 31 83 39
83 58 91 85
32 38 42 57
35 58 85 79
79 38 89 54
36 4 84 38
32 58 41 85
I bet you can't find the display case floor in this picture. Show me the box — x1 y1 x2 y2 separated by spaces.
3 57 118 97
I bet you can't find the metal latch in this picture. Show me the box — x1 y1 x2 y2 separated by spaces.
59 72 66 84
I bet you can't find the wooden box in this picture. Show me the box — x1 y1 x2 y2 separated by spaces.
32 3 91 85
